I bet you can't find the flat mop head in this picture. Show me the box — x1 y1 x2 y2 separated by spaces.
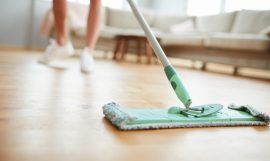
103 102 269 130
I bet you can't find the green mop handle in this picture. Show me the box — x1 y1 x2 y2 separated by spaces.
127 0 192 108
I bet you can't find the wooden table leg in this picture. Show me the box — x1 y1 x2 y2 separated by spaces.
145 39 153 64
136 38 141 63
113 37 121 60
121 38 129 61
117 38 125 61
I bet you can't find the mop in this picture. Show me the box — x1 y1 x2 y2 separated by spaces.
102 0 269 130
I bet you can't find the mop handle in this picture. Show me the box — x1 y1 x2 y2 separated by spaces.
127 0 192 108
127 0 170 67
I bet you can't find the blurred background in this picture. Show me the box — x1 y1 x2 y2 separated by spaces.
0 0 270 79
0 0 269 49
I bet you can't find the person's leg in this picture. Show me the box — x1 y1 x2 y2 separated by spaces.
86 0 101 49
38 0 74 64
80 0 101 73
53 0 68 45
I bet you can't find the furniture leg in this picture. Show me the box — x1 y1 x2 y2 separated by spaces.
233 66 238 75
117 38 125 61
113 37 121 60
201 62 207 70
136 38 141 63
121 38 129 61
145 39 153 64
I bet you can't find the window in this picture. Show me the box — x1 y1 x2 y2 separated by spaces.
187 0 223 16
225 0 270 12
187 0 270 16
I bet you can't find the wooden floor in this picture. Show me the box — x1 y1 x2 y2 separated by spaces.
0 49 270 161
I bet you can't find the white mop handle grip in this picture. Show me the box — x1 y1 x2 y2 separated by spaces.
127 0 171 67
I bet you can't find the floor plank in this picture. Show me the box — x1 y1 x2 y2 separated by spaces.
0 49 269 161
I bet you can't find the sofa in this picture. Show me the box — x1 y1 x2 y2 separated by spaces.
42 3 270 71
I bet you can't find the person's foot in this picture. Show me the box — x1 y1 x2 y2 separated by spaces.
80 47 95 73
38 39 75 64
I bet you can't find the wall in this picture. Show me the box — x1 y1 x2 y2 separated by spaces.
30 0 51 48
0 0 33 47
0 0 187 48
0 0 51 48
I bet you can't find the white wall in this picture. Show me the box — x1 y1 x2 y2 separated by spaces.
0 0 33 47
0 0 187 49
0 0 51 48
30 0 51 48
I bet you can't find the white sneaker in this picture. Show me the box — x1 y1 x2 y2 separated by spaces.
80 47 95 73
38 39 75 64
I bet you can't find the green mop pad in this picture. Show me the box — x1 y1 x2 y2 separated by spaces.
102 102 269 130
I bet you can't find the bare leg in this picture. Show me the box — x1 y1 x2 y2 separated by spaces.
86 0 101 50
53 0 67 46
80 0 101 73
39 0 74 65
